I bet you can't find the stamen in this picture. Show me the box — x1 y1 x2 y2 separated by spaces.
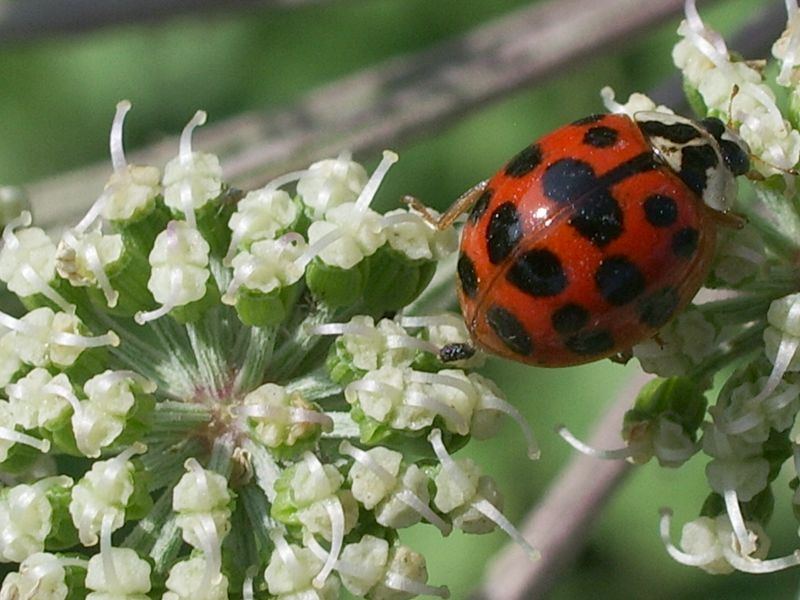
312 497 345 588
263 169 309 192
179 110 207 167
396 314 463 329
74 190 112 235
658 509 721 566
722 546 800 573
472 497 540 560
339 441 451 534
381 212 424 227
407 391 467 435
354 150 399 213
757 335 799 403
1 210 32 248
134 267 183 324
478 393 540 460
684 0 729 60
557 425 637 460
0 427 50 453
20 264 74 313
723 488 757 556
51 329 120 349
110 100 132 173
347 379 400 396
242 566 257 600
339 441 395 487
383 572 450 598
310 322 380 338
428 429 472 493
100 511 120 592
384 334 440 355
407 371 476 403
295 227 345 271
270 530 302 574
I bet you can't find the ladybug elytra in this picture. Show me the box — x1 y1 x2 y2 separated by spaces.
415 111 750 367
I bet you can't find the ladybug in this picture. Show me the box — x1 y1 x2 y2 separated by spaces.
412 111 750 367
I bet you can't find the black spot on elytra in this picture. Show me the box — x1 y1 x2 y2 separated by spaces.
457 253 479 298
507 249 568 297
486 305 533 356
678 144 719 196
551 303 589 335
672 227 699 258
505 144 543 178
583 126 618 148
542 158 598 203
572 114 604 126
595 256 645 306
643 194 678 228
565 329 615 356
639 120 702 144
639 287 680 328
568 191 623 247
486 202 523 265
467 188 493 225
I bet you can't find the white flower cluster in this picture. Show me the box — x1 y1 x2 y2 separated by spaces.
0 98 535 599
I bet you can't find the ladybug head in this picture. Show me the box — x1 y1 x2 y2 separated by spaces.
699 116 750 177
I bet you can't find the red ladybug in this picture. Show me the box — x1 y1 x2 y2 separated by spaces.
418 111 749 367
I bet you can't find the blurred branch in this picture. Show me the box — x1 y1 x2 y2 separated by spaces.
0 0 332 44
468 373 645 600
27 0 694 230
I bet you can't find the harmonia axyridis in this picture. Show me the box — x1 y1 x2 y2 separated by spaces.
420 111 750 367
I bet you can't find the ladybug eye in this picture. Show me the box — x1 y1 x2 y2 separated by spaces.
699 117 725 140
720 138 750 176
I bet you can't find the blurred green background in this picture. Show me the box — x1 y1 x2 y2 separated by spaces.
2 0 798 598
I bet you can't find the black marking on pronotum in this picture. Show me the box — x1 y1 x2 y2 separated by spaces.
468 188 494 225
486 305 533 356
506 248 568 297
595 256 646 306
505 143 543 178
457 253 479 298
678 144 719 196
486 202 523 265
639 120 702 144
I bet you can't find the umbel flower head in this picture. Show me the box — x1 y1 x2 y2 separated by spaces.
0 100 539 598
561 0 800 577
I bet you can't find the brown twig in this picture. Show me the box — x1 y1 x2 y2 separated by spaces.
468 373 645 600
0 0 334 44
27 0 692 231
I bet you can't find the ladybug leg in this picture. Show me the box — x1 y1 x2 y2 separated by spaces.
609 349 633 365
709 209 747 230
403 179 488 231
